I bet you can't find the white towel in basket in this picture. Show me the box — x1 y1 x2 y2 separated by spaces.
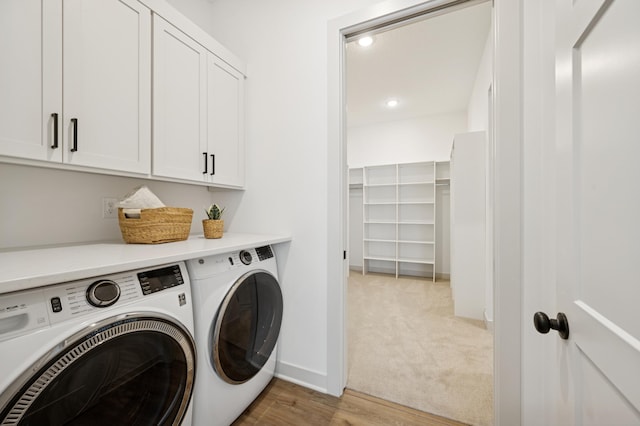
118 186 165 218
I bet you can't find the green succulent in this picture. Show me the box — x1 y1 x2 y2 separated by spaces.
205 204 225 220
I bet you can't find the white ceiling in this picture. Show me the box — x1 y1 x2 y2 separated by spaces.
346 1 492 128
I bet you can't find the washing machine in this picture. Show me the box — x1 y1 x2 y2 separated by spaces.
186 245 283 426
0 261 196 426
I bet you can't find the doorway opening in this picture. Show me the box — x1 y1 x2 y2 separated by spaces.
328 1 523 424
343 1 493 424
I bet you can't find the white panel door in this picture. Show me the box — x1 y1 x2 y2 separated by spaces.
63 0 151 174
152 16 207 183
206 54 245 188
0 0 62 162
552 0 640 423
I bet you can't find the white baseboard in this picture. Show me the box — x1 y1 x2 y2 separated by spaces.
275 360 328 393
484 309 494 333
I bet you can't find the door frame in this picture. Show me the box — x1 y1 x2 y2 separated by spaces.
327 0 523 425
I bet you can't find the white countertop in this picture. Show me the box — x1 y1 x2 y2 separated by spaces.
0 233 291 294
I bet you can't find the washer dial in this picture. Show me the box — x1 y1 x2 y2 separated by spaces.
86 280 121 307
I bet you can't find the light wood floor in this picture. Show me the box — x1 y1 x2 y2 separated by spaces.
232 378 468 426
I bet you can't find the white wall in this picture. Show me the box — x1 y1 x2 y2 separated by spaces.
195 0 385 391
347 111 466 167
466 19 494 326
0 163 215 249
467 24 493 132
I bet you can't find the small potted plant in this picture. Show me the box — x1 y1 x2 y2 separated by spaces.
203 204 225 239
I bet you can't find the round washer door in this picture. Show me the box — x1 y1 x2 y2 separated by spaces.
0 313 195 426
212 270 283 384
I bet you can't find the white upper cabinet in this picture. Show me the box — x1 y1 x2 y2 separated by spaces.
1 0 245 187
152 15 208 182
0 1 62 162
63 0 151 174
0 0 151 174
152 14 246 188
206 54 245 187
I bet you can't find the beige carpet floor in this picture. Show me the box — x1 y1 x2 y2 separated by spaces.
347 273 493 426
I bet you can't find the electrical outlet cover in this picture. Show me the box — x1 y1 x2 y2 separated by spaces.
102 198 118 219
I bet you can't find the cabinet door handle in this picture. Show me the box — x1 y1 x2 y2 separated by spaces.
210 154 215 176
51 113 59 149
70 118 78 152
51 112 58 149
203 152 208 174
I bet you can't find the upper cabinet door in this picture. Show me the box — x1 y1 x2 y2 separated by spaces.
152 15 208 183
0 0 62 162
63 0 151 174
207 54 245 188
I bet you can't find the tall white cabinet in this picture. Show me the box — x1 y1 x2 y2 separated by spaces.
450 131 486 320
0 0 151 174
352 161 450 280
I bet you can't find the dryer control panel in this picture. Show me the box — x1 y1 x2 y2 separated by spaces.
187 245 276 280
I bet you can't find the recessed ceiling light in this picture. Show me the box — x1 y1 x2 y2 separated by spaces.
385 99 399 108
357 36 374 47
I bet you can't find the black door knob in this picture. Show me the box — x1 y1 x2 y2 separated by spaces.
533 311 569 340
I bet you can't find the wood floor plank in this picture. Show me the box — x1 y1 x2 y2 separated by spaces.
233 379 468 426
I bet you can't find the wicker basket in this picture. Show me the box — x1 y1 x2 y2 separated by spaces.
202 219 224 239
118 207 193 244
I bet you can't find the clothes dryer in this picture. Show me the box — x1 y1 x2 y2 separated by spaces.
187 245 282 426
0 262 196 425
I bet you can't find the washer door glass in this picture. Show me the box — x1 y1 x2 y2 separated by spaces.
213 270 283 384
0 315 195 426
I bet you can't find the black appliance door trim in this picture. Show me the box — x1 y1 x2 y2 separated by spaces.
0 312 196 426
211 269 283 385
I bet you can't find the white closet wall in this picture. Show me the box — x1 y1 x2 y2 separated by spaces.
347 112 465 167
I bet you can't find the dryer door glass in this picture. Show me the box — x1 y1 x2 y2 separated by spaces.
213 271 283 384
0 315 195 426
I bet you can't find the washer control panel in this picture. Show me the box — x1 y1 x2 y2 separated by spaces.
0 263 188 341
137 264 185 296
44 273 141 322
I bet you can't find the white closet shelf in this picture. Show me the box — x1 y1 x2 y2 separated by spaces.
364 183 396 187
398 220 435 225
397 201 434 205
398 258 435 265
359 160 448 281
397 181 435 186
364 256 396 262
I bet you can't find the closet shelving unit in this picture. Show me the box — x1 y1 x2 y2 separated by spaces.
361 161 446 281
